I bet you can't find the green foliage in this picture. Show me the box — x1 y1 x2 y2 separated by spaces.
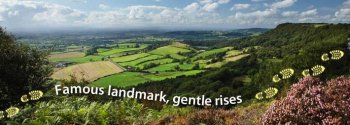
0 27 52 109
8 97 193 125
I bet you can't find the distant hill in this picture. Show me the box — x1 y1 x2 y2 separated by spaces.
162 28 269 40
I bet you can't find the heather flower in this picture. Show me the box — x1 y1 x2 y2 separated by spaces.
262 76 350 124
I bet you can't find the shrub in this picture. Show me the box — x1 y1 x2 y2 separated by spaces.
0 27 52 109
262 76 350 124
150 109 239 125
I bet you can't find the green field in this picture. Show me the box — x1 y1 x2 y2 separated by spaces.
225 50 242 58
149 46 191 60
98 44 148 56
67 45 82 49
148 63 194 72
136 58 174 69
111 53 150 63
92 70 204 87
108 43 138 48
119 55 163 67
97 48 110 53
52 55 103 63
191 47 233 61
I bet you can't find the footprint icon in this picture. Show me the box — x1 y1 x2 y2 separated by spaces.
0 111 4 120
255 87 279 100
0 107 20 119
321 50 344 61
20 90 43 103
302 65 325 77
272 68 295 83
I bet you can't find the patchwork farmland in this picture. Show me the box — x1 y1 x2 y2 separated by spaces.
50 42 249 87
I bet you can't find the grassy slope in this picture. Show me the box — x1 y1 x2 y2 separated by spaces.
149 46 191 60
136 58 174 69
148 63 194 72
98 44 148 56
52 55 103 63
49 52 85 61
191 47 233 61
92 70 203 87
111 53 150 63
119 55 164 67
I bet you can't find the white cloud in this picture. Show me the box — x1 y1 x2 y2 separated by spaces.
0 0 348 30
69 0 87 3
251 0 265 2
270 0 297 10
184 3 199 12
334 0 350 22
281 11 298 17
300 9 317 17
202 2 219 12
218 0 230 4
98 4 109 10
231 4 250 11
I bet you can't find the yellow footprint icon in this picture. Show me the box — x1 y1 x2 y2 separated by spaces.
255 92 264 100
311 65 326 76
264 87 278 99
5 107 19 118
322 50 344 61
272 68 295 83
321 53 330 61
272 74 281 83
255 87 279 100
330 50 344 60
0 111 4 120
20 90 43 103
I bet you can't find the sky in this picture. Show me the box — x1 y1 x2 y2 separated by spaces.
0 0 349 31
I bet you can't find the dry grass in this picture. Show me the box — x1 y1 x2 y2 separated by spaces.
225 54 250 62
51 61 124 82
49 52 85 60
171 42 190 48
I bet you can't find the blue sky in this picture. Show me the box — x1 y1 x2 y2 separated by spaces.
0 0 349 31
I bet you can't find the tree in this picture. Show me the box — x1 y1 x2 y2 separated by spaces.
192 63 200 70
0 27 52 109
174 65 180 71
